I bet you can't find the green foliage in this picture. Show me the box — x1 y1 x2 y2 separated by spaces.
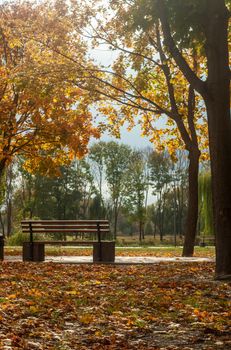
163 0 207 48
7 231 42 246
89 194 107 220
5 142 189 241
199 172 214 236
126 0 208 50
89 142 107 217
148 151 172 193
14 159 96 221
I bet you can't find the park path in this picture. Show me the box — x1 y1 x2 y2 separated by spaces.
4 255 214 264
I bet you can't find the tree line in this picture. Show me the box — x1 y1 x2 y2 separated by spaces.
0 141 213 245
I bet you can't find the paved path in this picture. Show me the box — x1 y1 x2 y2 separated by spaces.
4 256 214 264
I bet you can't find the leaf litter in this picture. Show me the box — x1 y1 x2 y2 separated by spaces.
0 262 230 349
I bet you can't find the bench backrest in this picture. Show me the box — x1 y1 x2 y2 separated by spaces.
21 220 110 243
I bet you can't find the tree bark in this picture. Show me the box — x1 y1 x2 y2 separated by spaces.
113 200 119 240
182 147 200 256
139 219 142 242
0 158 7 183
6 199 12 238
204 1 231 279
6 164 13 237
0 212 5 238
158 190 163 241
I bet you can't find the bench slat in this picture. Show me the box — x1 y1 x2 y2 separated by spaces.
21 229 109 233
31 240 96 245
21 225 109 230
21 220 108 224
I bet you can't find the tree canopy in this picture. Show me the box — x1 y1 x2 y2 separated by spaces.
0 0 99 179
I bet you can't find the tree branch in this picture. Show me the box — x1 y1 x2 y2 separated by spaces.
157 0 208 99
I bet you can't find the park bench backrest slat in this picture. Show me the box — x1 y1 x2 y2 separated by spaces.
21 220 108 224
21 229 110 233
21 220 110 243
21 224 109 229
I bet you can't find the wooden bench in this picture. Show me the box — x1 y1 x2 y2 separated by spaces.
21 220 115 262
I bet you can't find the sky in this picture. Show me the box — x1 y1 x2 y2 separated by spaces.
99 124 152 149
89 46 153 149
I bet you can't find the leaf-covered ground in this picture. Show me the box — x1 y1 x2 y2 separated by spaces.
0 262 230 349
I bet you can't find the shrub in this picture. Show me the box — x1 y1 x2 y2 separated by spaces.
7 231 42 246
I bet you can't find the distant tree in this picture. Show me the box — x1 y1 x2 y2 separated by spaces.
89 142 107 218
13 160 96 233
170 152 188 241
124 150 149 241
148 151 172 241
89 194 108 221
103 142 133 238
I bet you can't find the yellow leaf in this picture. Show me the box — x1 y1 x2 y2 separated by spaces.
79 314 94 324
95 330 102 337
65 290 80 295
29 306 39 313
8 294 17 299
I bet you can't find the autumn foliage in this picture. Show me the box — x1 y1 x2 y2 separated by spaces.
0 1 99 178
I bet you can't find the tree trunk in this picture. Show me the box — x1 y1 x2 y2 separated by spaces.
182 147 200 256
158 190 163 241
139 219 142 242
0 158 7 184
178 185 184 238
6 199 12 238
173 182 177 246
204 2 231 279
6 164 13 237
0 212 5 238
113 201 118 240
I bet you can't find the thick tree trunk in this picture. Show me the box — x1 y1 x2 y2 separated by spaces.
205 2 231 279
0 158 7 183
182 147 200 256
